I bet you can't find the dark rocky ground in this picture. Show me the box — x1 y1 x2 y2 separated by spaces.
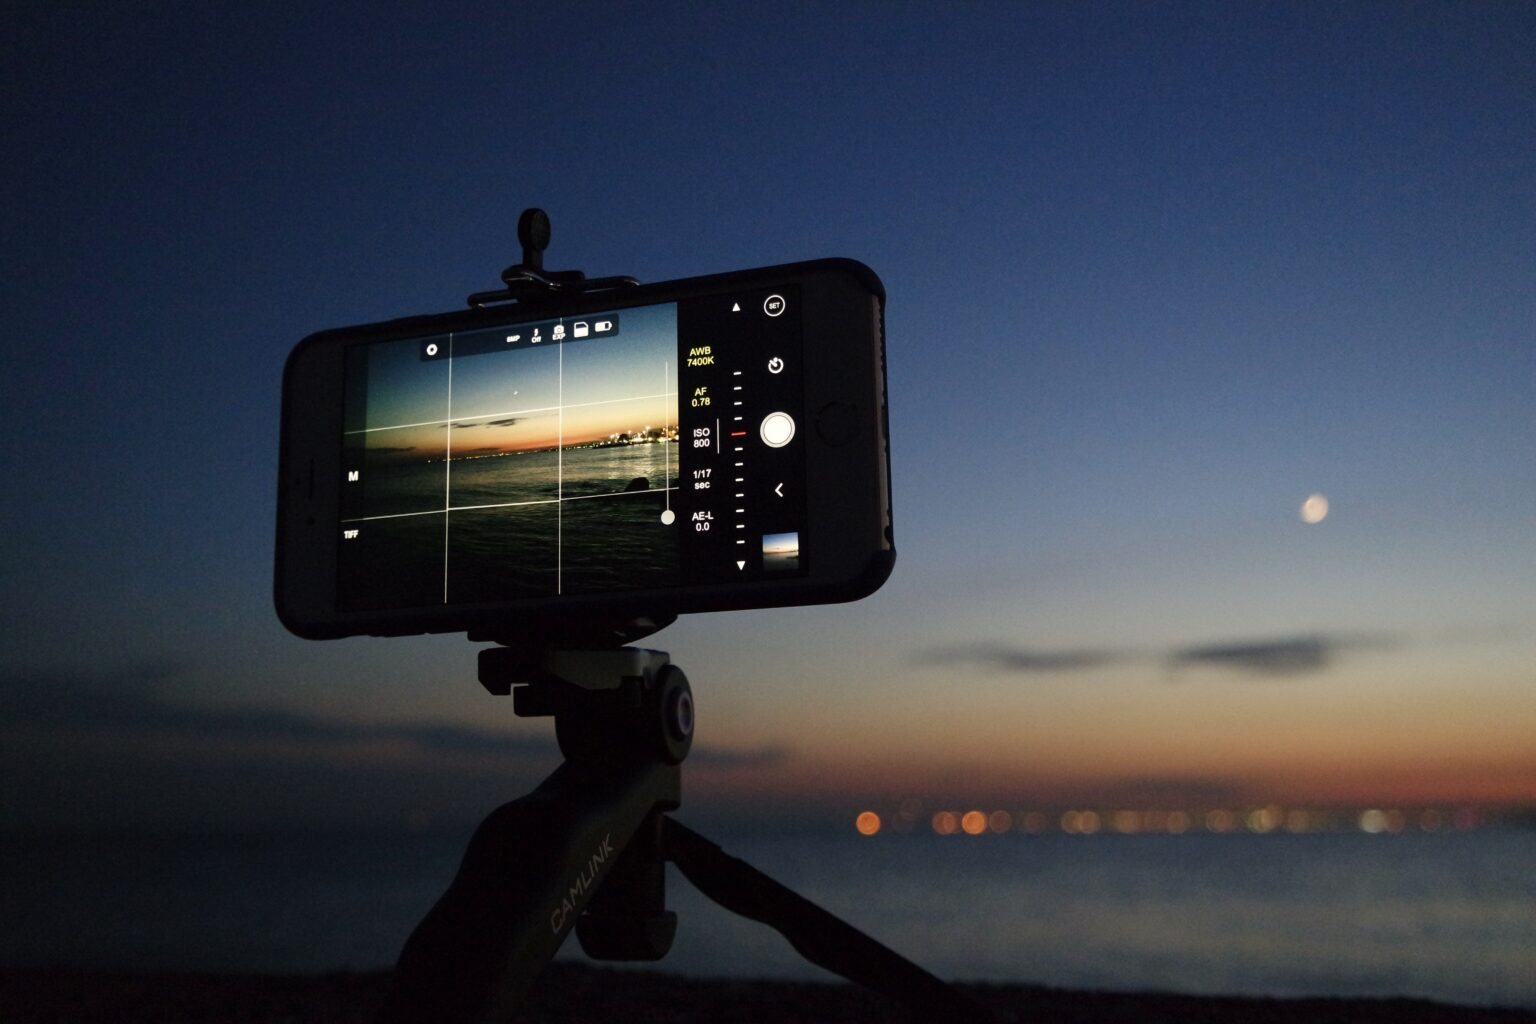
2 963 1532 1023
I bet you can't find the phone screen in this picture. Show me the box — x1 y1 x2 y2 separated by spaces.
337 287 806 611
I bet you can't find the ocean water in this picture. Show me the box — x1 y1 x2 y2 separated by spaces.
360 442 676 514
1 828 1531 1008
342 444 680 607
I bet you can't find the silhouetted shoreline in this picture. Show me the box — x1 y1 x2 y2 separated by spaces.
3 963 1532 1023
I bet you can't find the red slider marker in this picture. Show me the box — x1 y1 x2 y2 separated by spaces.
730 431 747 437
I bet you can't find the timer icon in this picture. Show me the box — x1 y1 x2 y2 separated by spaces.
767 356 784 374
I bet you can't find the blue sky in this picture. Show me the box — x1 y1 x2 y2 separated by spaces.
1 3 1532 832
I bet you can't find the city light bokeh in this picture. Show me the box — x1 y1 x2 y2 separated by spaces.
855 803 1494 837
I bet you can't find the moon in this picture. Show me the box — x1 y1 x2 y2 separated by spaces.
1300 493 1329 524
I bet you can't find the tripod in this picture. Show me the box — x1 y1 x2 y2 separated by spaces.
378 213 989 1020
377 640 994 1022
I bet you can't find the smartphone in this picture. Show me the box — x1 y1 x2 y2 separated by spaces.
275 258 892 641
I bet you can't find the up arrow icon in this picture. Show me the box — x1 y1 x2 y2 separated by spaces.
731 302 741 312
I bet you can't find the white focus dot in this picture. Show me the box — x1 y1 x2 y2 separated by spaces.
660 509 676 525
1300 493 1329 524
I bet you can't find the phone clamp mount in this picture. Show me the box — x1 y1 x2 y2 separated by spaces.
379 641 996 1023
466 208 641 308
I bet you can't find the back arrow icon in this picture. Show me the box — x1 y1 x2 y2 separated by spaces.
774 482 784 497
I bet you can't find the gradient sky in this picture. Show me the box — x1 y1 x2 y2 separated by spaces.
357 299 677 449
2 3 1532 833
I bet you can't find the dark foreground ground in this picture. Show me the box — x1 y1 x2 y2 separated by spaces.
2 963 1532 1024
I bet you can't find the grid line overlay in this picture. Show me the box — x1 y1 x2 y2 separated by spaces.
351 325 678 604
344 392 677 435
442 333 454 602
343 486 682 523
562 333 568 595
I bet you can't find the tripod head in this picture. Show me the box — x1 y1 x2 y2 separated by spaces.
482 644 693 774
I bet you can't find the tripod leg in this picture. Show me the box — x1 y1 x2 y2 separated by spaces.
379 758 678 1023
575 809 678 960
664 819 996 1023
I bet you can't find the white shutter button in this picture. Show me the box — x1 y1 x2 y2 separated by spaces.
760 412 795 448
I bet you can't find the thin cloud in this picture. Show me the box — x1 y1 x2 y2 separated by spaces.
1169 637 1331 675
0 665 798 831
917 633 1401 680
916 643 1119 673
0 666 551 757
1168 634 1397 677
486 417 522 427
0 666 787 766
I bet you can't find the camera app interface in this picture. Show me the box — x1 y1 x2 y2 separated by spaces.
337 288 805 610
